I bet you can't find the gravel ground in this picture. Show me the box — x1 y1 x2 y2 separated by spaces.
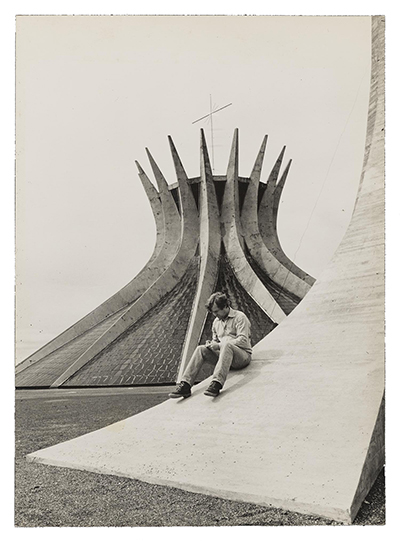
15 388 385 527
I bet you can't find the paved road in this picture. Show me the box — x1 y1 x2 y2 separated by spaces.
16 386 176 400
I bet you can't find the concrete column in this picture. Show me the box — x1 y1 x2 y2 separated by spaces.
258 152 315 287
167 136 199 255
135 161 165 263
241 141 312 299
146 148 181 255
221 129 286 324
177 130 221 381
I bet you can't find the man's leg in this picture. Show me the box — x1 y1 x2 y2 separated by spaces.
211 342 251 387
181 345 218 386
169 346 219 398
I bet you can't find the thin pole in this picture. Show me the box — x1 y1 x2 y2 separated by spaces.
192 100 232 174
192 103 232 124
210 95 215 172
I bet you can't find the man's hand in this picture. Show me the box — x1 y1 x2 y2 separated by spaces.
205 340 220 352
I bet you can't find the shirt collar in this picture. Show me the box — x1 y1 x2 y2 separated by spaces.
227 308 236 318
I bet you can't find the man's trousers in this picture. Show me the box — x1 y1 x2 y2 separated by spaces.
181 341 251 387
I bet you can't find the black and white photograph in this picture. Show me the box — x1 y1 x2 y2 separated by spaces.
10 4 390 534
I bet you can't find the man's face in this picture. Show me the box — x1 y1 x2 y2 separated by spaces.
210 302 230 320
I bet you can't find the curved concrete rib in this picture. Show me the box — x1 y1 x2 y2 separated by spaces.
242 141 311 299
221 129 286 324
259 154 316 287
51 150 199 387
177 130 221 380
145 148 182 242
16 161 179 376
135 161 165 262
257 146 285 241
166 137 197 240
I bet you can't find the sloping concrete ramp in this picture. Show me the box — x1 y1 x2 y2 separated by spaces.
27 17 384 524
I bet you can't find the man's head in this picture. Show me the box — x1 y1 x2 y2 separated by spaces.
205 292 231 320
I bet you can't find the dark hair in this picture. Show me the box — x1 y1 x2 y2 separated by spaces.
205 292 230 312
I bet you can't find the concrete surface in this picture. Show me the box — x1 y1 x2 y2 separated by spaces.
15 387 385 527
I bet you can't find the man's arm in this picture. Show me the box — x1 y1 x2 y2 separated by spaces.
205 320 220 351
212 321 219 343
228 314 251 349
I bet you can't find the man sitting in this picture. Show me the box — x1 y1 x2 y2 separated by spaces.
169 292 252 399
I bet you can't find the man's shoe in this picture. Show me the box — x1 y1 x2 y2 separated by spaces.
204 380 222 397
169 381 191 399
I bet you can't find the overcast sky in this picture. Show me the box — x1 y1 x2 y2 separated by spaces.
15 15 372 363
